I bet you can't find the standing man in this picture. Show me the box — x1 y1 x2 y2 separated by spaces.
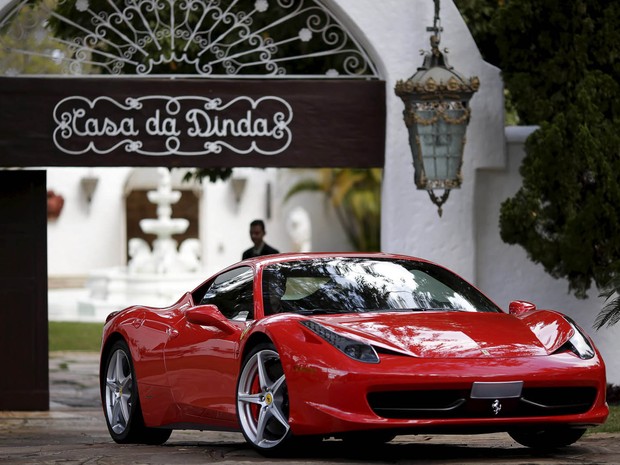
242 219 280 259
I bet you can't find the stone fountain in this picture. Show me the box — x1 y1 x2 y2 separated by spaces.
78 168 203 321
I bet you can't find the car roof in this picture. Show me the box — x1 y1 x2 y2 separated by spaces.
237 252 434 268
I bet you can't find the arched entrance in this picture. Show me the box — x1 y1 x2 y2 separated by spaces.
0 0 386 409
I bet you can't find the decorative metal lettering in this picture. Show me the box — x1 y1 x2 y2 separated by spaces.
52 95 293 156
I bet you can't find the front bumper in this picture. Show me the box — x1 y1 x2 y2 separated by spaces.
283 351 608 436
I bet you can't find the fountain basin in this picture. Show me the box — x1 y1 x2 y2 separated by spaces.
140 218 189 236
78 267 204 321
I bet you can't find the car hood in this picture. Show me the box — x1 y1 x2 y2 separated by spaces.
315 311 574 358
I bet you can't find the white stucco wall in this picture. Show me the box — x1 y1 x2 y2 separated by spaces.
334 0 505 282
46 167 132 276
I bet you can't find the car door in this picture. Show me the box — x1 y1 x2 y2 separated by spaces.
163 266 254 426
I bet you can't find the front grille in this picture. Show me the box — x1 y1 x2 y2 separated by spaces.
520 387 597 415
368 387 597 420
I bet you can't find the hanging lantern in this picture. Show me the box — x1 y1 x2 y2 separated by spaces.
395 0 479 216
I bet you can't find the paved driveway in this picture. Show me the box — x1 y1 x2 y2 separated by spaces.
1 352 618 465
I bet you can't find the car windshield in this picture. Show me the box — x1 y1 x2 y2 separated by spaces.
262 257 501 316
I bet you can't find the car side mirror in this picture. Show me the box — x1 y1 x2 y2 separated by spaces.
185 304 241 334
508 300 537 315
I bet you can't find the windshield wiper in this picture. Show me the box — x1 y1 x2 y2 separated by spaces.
296 307 467 315
418 307 466 312
296 308 346 315
370 307 465 313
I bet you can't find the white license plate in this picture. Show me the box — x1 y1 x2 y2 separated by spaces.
470 381 523 399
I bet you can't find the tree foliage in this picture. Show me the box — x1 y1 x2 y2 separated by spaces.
182 168 233 184
0 0 71 75
454 0 520 124
495 1 620 298
453 0 504 67
458 0 620 299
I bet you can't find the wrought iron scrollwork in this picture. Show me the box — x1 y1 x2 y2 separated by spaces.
0 0 379 78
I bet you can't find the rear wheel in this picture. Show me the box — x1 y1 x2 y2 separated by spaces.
509 427 586 449
236 343 293 454
102 340 172 445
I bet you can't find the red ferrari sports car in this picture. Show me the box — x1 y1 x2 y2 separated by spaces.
100 253 608 454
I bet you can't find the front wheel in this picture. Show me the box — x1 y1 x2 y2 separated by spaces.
101 340 172 445
509 427 586 449
236 343 293 454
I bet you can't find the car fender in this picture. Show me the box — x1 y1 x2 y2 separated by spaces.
240 314 352 431
102 304 185 426
517 309 576 354
240 313 310 365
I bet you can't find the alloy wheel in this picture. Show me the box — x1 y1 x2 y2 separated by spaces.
237 348 290 449
104 348 134 435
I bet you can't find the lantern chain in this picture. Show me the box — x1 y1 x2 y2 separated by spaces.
428 0 442 53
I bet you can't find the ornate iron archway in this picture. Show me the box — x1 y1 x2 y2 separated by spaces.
0 0 379 78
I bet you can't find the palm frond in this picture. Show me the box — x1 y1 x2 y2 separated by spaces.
594 296 620 330
283 168 382 251
283 179 322 203
594 277 620 330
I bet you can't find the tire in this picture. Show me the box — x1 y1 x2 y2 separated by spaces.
236 343 293 455
509 427 586 449
101 340 172 445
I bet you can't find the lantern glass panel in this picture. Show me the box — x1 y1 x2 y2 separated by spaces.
414 106 467 190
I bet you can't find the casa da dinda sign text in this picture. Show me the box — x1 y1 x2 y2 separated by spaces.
0 78 385 169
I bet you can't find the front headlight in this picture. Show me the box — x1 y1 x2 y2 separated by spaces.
560 318 595 360
300 320 379 363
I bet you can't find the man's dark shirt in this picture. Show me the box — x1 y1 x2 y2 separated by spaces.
242 243 279 260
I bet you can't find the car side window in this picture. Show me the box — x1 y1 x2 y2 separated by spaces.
200 266 254 321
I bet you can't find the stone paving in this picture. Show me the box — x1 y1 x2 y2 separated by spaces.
1 351 620 464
